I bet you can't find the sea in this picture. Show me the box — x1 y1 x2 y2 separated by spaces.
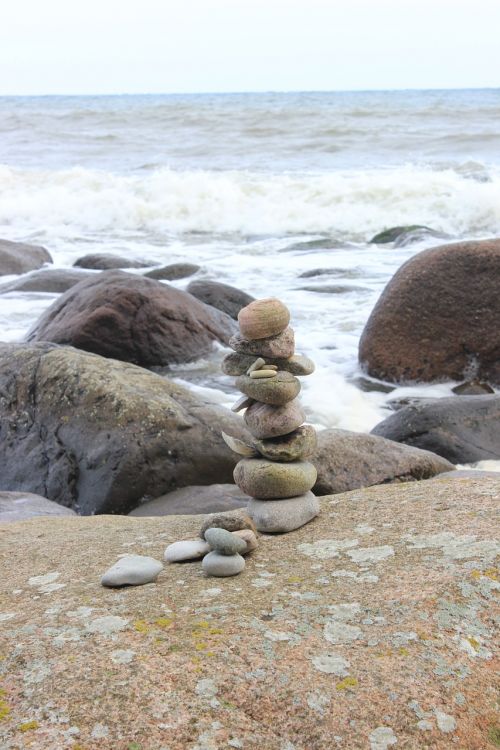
1 89 499 466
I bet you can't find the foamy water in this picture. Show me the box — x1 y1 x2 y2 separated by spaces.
1 89 499 466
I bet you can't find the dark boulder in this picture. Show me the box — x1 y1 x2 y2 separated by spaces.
26 270 236 367
73 253 151 270
187 280 254 320
0 239 52 276
359 239 500 383
451 379 495 396
0 492 77 523
371 394 500 463
298 284 370 294
0 268 95 294
129 484 248 516
312 428 453 495
0 343 252 515
369 225 443 244
144 263 200 281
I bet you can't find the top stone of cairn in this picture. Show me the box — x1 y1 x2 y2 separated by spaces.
237 297 290 340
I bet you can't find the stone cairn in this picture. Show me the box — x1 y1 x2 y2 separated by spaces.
222 297 320 535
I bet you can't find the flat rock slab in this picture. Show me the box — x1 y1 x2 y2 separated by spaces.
0 477 498 750
0 492 77 523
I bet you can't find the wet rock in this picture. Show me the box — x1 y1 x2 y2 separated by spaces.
234 458 317 499
236 371 300 406
451 379 495 396
204 527 247 555
199 511 256 540
101 555 163 587
0 268 96 294
299 284 370 294
202 550 245 577
164 539 210 562
187 280 254 319
229 327 295 359
253 425 317 462
248 492 320 533
26 270 236 367
144 263 200 280
244 400 305 439
359 239 500 383
0 492 77 523
369 225 439 244
0 238 52 276
74 253 150 269
312 429 453 495
129 484 249 516
371 395 500 463
222 352 314 377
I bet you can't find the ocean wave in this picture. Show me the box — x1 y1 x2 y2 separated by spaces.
0 164 499 239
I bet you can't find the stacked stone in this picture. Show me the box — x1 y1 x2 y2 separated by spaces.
222 297 320 533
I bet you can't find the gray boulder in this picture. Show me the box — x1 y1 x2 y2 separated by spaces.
73 253 150 269
371 395 500 463
313 428 453 495
0 492 77 523
0 268 95 294
144 263 200 281
0 239 52 276
129 484 248 516
187 280 254 320
0 342 252 515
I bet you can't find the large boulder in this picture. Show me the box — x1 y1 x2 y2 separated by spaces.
359 239 500 383
1 477 498 749
0 491 77 523
129 484 248 516
0 342 251 515
73 253 151 269
187 280 254 319
371 394 500 463
0 268 95 294
26 270 236 366
312 428 453 495
0 238 52 276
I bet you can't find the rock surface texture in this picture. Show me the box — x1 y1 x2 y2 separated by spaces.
0 478 498 749
359 238 500 383
0 238 52 276
0 342 251 515
26 270 236 366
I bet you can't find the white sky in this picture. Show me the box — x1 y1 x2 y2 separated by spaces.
1 0 499 95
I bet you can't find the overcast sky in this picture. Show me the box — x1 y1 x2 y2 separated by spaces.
1 0 499 95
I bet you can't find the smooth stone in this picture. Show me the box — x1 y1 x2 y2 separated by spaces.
164 539 210 562
199 511 257 540
237 371 301 406
221 431 258 457
231 395 255 413
244 399 306 439
254 424 317 462
202 551 246 577
101 555 163 587
229 326 295 359
233 529 259 553
238 298 290 340
249 369 277 379
234 458 317 499
222 351 313 377
144 263 200 280
247 357 266 374
247 492 320 533
205 527 247 555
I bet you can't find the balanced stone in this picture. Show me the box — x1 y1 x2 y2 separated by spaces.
202 551 246 577
229 327 295 359
238 298 290 340
101 554 163 587
199 511 257 539
249 369 277 379
237 371 300 406
244 399 305 439
234 458 317 499
222 351 314 377
231 394 255 413
205 527 247 555
247 492 320 533
247 357 266 374
221 431 258 457
253 424 318 462
233 529 259 553
164 539 210 562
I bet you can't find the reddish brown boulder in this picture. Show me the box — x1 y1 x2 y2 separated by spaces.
26 270 236 366
359 238 500 383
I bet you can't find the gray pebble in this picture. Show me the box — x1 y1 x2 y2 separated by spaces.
205 527 247 555
202 551 246 577
164 539 210 562
248 492 320 533
101 554 163 587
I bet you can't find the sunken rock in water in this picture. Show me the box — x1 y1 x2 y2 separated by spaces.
236 371 301 406
199 511 256 540
204 527 247 555
244 399 306 439
253 424 318 462
248 492 320 533
237 297 290 340
234 458 317 499
101 555 163 587
233 529 259 553
202 551 246 577
229 327 295 359
222 352 314 377
164 539 210 562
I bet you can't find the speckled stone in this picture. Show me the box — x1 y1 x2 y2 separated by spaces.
199 511 256 540
101 555 163 587
236 371 301 406
164 539 210 562
254 424 317 462
222 351 314 377
205 527 247 555
247 492 320 532
237 298 290 340
234 458 317 499
244 399 306 439
229 327 295 359
202 550 246 577
233 528 259 553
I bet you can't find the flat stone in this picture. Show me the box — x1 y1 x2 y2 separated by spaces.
248 492 320 533
248 369 278 379
144 263 200 280
101 555 163 587
199 511 256 539
237 371 301 406
244 399 305 439
222 352 314 376
234 458 317 499
254 424 317 462
164 539 210 562
202 551 246 577
205 527 247 555
229 327 295 359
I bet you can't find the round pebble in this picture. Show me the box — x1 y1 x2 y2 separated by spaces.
244 399 305 439
248 492 320 533
205 527 247 555
202 551 246 577
238 298 290 340
233 529 259 553
101 555 163 587
164 539 210 563
237 371 300 406
234 458 317 499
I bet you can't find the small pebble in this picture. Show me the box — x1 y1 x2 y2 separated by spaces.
233 529 259 553
205 527 247 555
263 364 278 370
249 369 278 379
202 551 246 577
199 511 257 539
164 539 210 563
247 357 266 374
101 555 163 587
